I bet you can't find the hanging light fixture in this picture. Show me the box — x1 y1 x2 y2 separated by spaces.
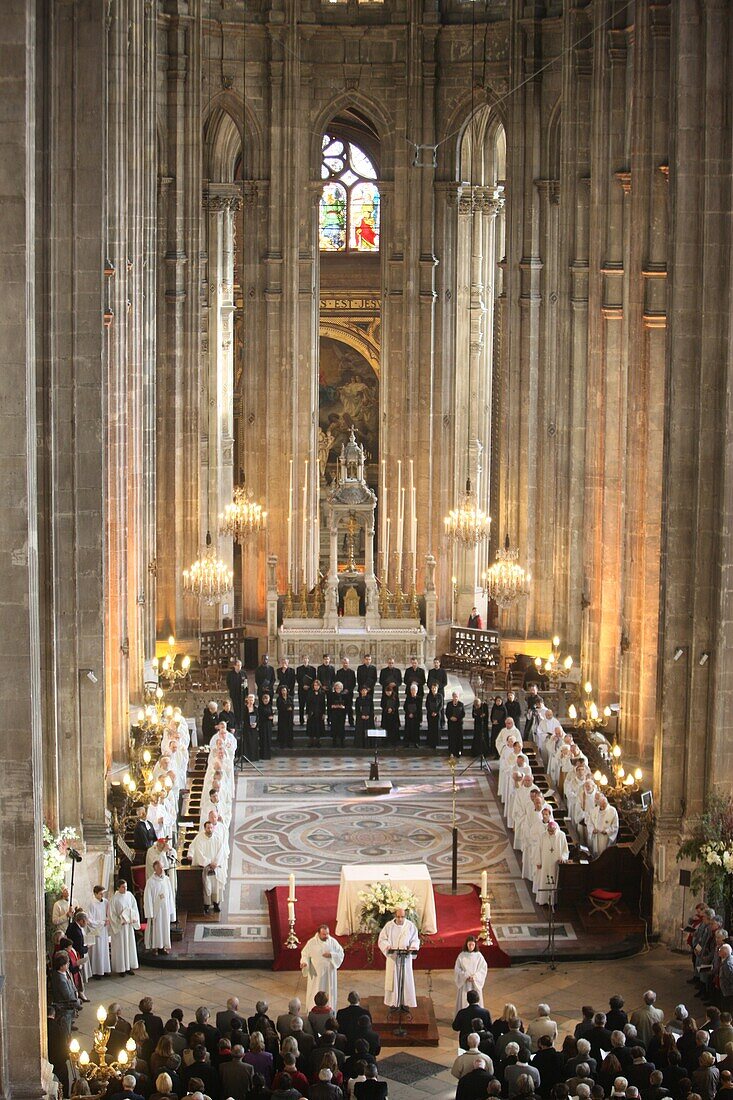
219 480 267 542
444 477 492 546
443 8 491 550
182 531 233 604
483 533 531 609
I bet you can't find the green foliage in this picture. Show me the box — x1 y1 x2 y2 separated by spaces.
677 793 733 915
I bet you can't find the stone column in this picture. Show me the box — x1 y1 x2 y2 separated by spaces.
0 2 47 1095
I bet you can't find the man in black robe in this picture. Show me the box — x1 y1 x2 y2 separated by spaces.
277 657 296 695
339 657 356 727
379 658 402 693
226 658 248 727
255 654 276 700
317 654 336 692
446 692 466 756
133 806 158 856
404 656 426 701
218 699 237 732
403 683 423 748
296 655 317 725
505 690 522 727
329 682 348 747
427 657 448 728
357 654 378 697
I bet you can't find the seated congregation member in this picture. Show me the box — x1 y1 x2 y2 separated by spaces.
276 998 306 1041
452 1035 494 1079
353 1063 387 1100
505 1050 541 1097
308 991 336 1039
343 1041 377 1083
496 1020 532 1065
181 1045 220 1097
247 1002 279 1055
218 1044 254 1100
456 1059 497 1100
533 1035 565 1098
270 1070 303 1100
337 993 371 1048
351 1016 381 1057
527 1005 559 1052
493 1004 524 1042
243 1031 274 1087
271 1055 309 1098
276 685 295 749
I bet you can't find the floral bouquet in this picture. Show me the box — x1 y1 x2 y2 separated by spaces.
357 881 420 934
678 793 733 925
43 824 80 896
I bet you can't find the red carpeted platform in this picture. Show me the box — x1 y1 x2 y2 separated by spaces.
267 884 511 971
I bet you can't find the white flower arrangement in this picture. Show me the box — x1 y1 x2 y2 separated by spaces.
42 825 80 896
357 881 419 932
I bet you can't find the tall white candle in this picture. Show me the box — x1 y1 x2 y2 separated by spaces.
381 458 387 547
288 873 296 901
385 517 391 586
481 869 488 898
302 459 308 587
288 459 294 584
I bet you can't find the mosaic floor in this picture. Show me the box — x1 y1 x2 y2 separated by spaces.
221 753 538 948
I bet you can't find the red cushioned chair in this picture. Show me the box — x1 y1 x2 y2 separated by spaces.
588 888 622 921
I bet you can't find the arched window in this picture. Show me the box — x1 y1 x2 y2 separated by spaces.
319 135 380 252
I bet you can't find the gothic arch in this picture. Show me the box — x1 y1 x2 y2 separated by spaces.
311 92 395 180
439 93 507 182
202 90 264 180
318 320 380 377
545 97 562 181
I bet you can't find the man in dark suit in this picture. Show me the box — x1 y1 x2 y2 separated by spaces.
181 1045 221 1099
216 997 242 1037
133 807 158 854
627 1049 656 1092
134 997 164 1046
585 1013 614 1063
317 655 336 692
296 656 317 725
356 655 378 696
353 1063 388 1100
65 912 89 972
117 1075 146 1100
456 1060 496 1100
379 658 402 693
403 656 426 700
226 659 248 726
219 1045 255 1100
255 655 276 700
453 992 492 1051
351 1016 381 1057
186 1007 221 1055
337 992 372 1046
277 658 296 695
533 1035 565 1098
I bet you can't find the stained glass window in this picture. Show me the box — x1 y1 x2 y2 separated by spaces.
319 134 380 252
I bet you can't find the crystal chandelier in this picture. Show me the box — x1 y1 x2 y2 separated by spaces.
483 533 531 608
444 478 492 547
219 484 267 542
182 531 233 604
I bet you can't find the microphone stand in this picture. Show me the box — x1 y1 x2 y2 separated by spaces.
544 873 557 971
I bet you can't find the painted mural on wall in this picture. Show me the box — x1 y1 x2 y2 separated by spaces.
318 336 379 481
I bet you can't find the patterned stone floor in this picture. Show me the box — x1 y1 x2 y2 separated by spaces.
222 754 537 946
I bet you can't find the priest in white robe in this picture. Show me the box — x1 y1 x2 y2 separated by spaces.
300 924 345 1010
86 885 111 976
378 907 420 1009
506 755 533 828
535 822 569 905
51 886 73 932
511 777 538 850
526 805 554 882
109 880 140 975
498 741 523 804
147 794 177 840
453 936 488 1013
588 795 619 856
495 719 519 760
211 724 237 760
188 821 228 913
144 861 176 953
145 837 178 898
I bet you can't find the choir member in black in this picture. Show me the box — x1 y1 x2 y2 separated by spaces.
524 684 543 738
403 682 423 748
276 685 294 749
226 658 248 727
296 655 316 725
243 694 259 760
255 655 276 700
404 656 426 701
379 658 402 693
380 683 401 747
471 696 490 757
317 655 336 692
357 654 378 697
218 699 237 733
306 679 327 746
354 686 374 749
258 693 273 759
489 696 508 757
427 658 448 727
505 690 522 727
277 658 296 696
202 701 219 745
339 657 356 726
329 682 348 748
446 691 466 756
467 606 483 629
425 682 444 750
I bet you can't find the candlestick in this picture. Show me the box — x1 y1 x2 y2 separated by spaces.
284 886 300 950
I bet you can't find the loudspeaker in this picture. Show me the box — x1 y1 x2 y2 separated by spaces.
679 869 691 888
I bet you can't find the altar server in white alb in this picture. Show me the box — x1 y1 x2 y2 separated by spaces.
378 906 420 1009
144 860 176 954
535 821 569 905
453 935 488 1013
188 820 228 914
86 885 111 977
300 924 345 1010
109 879 140 976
